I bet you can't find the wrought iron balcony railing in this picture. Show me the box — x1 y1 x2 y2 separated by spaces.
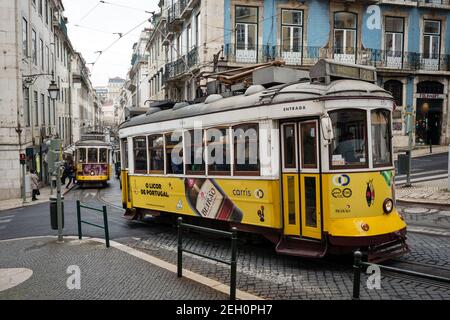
164 47 199 81
224 43 450 72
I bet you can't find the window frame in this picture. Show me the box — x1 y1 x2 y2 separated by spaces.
185 129 206 176
423 19 441 59
281 123 298 171
333 11 358 56
384 16 404 60
233 123 261 176
148 134 165 174
234 5 259 55
328 109 369 170
206 126 232 176
133 136 148 174
281 9 304 55
300 121 318 170
371 109 393 168
165 132 184 175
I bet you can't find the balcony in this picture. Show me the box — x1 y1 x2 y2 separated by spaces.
167 2 183 31
224 43 450 73
377 0 418 6
418 0 450 8
164 47 199 81
179 0 199 19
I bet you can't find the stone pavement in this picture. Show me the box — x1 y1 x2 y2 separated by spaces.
0 236 259 300
397 179 450 206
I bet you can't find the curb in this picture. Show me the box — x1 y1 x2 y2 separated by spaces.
397 198 450 207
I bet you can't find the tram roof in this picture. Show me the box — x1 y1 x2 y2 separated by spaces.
120 79 392 130
75 140 112 147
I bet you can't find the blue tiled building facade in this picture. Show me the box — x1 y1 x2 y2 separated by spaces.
223 0 450 147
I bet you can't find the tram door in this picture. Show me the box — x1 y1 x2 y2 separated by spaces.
281 121 322 240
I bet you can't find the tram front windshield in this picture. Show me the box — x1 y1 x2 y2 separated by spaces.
329 109 392 168
88 148 98 163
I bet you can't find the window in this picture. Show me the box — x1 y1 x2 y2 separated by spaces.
283 124 297 168
371 109 392 167
40 39 44 69
133 137 148 173
88 148 98 164
148 135 164 173
385 17 404 68
45 0 49 25
281 10 303 65
165 132 183 175
22 18 28 57
47 95 51 124
423 20 440 59
207 128 231 175
32 29 37 65
300 122 317 169
34 91 38 126
77 148 86 163
23 88 30 126
195 13 200 48
384 80 403 106
233 123 260 175
121 139 129 169
99 148 108 163
185 130 205 174
333 12 357 61
329 110 368 169
235 6 258 63
41 93 45 125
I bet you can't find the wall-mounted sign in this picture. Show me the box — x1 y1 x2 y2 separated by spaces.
417 93 445 99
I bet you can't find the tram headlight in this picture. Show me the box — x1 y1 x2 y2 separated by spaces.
90 171 95 176
383 199 394 214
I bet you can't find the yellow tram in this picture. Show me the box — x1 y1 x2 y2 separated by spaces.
118 60 408 262
75 139 113 187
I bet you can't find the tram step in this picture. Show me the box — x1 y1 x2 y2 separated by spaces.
276 237 327 258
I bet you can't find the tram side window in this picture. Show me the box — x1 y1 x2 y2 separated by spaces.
148 135 164 173
329 110 368 168
283 124 297 169
301 122 317 169
372 109 392 167
133 136 148 174
185 129 205 175
207 127 231 176
77 148 86 163
99 148 108 163
165 132 184 175
88 148 98 164
233 123 260 175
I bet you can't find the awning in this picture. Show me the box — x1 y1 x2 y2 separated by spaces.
64 144 76 154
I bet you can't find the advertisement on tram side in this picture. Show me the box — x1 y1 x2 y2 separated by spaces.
128 176 282 229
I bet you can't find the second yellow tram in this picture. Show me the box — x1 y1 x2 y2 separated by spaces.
75 140 113 187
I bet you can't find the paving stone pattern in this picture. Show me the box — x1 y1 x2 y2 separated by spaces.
0 237 227 300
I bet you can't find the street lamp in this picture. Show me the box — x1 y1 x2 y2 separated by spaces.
47 80 60 100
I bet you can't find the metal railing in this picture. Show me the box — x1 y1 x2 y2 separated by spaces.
352 251 450 300
164 47 199 80
223 43 450 72
76 200 110 248
177 217 238 300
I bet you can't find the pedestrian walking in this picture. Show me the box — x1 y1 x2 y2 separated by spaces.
66 163 76 189
30 169 40 201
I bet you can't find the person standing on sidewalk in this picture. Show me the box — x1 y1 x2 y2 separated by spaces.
65 163 75 189
30 170 40 201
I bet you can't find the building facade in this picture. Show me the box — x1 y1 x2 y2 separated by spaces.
219 0 450 148
0 0 97 200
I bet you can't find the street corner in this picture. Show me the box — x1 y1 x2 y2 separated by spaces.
0 236 231 300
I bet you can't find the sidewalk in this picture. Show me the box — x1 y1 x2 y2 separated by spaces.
0 236 258 300
0 184 75 212
393 145 448 161
396 178 450 206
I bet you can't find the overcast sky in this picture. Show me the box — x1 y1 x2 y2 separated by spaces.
62 0 159 87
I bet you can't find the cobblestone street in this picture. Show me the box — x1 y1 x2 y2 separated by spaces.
119 225 450 300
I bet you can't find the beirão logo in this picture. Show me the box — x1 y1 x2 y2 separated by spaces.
333 174 351 187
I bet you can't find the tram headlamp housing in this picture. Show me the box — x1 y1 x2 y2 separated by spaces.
383 199 394 214
90 171 95 176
